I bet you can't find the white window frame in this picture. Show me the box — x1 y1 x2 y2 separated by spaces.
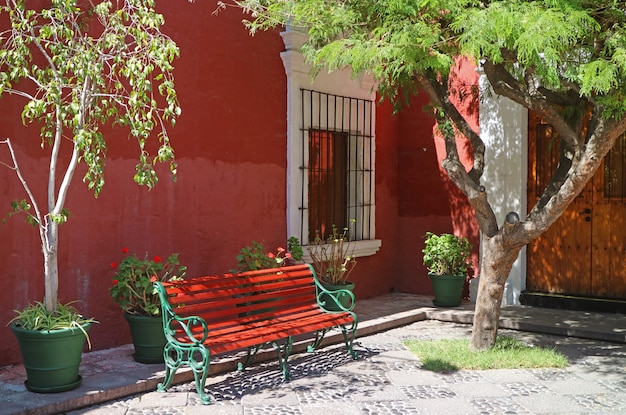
280 28 381 258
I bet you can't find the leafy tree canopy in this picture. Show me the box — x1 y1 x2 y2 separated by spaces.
236 0 626 119
0 0 181 196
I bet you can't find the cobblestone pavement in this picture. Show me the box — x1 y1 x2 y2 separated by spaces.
62 319 626 415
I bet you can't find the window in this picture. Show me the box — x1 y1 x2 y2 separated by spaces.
281 29 381 257
308 129 349 237
301 90 373 243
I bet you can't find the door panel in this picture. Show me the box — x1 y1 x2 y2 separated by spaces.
592 146 626 297
526 113 626 299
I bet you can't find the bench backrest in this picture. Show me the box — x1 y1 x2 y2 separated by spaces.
157 264 320 326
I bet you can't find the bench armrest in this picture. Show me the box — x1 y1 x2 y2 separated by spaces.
167 314 209 345
308 264 357 313
154 282 209 345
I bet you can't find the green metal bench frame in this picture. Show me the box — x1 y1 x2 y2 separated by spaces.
153 263 358 405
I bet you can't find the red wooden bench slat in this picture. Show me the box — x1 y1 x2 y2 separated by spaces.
164 274 315 306
170 284 314 315
174 303 330 340
162 265 313 291
174 302 323 336
175 310 354 355
171 284 316 317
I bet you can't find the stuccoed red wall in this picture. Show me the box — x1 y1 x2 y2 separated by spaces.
395 58 481 296
0 3 477 367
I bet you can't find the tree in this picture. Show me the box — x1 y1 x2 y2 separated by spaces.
0 0 181 314
225 0 626 350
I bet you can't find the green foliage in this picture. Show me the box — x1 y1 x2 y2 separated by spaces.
235 241 280 271
422 232 472 276
236 0 626 116
287 236 304 262
234 239 303 272
10 301 97 347
3 199 35 225
0 0 181 194
308 224 357 285
403 335 569 371
109 250 186 316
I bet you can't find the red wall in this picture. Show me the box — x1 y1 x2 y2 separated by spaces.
0 3 477 366
395 58 480 296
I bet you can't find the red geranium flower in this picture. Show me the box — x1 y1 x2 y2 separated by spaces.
153 256 162 263
122 247 129 254
110 262 118 268
112 279 119 285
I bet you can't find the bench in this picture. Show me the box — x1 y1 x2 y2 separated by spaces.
153 263 358 405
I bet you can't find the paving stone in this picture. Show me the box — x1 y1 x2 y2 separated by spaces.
399 384 457 399
470 397 532 414
357 400 421 415
243 405 302 415
299 402 361 415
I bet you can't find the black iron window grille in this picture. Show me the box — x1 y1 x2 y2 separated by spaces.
299 89 374 244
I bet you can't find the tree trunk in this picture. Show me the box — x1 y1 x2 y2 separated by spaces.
43 220 59 313
470 234 522 351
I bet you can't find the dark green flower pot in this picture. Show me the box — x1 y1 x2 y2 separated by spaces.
428 274 466 307
319 281 356 311
124 313 166 364
11 322 91 393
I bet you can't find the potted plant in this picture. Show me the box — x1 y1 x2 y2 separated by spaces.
308 225 357 311
9 302 97 393
234 237 303 272
422 232 473 307
233 238 303 319
1 0 181 390
109 249 186 363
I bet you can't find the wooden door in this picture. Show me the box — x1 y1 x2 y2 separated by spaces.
527 114 626 299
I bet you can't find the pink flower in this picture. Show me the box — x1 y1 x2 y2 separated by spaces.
267 252 275 258
122 247 129 253
110 262 118 268
285 252 292 259
153 256 162 263
277 247 285 253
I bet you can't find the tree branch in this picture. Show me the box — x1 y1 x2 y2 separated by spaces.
1 138 44 227
482 60 582 154
416 74 485 183
417 74 499 236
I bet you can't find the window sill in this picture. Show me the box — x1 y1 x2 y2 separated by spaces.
302 239 382 262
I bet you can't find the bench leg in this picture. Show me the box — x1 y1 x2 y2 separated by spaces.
272 336 294 380
307 328 330 352
157 343 212 405
341 323 358 359
157 343 181 393
238 345 261 371
189 346 211 405
307 323 358 359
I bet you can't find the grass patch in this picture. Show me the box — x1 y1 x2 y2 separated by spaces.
403 336 569 372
